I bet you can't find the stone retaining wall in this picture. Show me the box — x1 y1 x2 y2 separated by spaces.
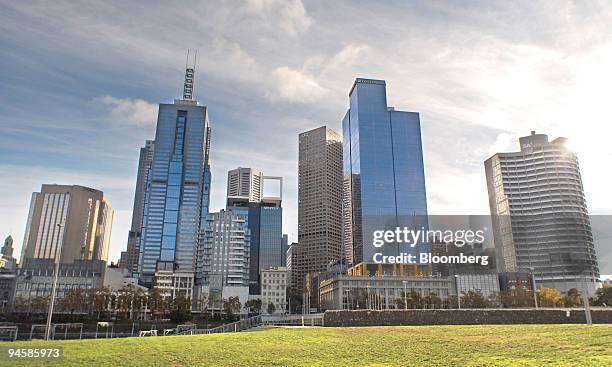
324 309 612 327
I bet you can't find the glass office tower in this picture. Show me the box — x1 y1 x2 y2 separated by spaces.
138 68 212 287
343 78 428 265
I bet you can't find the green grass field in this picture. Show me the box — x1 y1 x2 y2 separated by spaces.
3 325 611 366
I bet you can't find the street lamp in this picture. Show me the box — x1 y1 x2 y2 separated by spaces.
45 222 64 341
402 280 408 310
454 275 461 309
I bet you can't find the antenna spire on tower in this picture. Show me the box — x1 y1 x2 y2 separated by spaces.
183 49 196 100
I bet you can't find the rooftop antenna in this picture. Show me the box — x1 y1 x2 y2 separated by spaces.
183 49 195 100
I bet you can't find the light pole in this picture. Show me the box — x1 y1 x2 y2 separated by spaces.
402 280 408 310
529 267 538 309
45 222 64 341
454 275 461 309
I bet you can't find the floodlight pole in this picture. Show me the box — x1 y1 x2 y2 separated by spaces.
45 222 64 341
454 275 461 309
529 267 538 309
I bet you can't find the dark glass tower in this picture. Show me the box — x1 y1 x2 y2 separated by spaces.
343 78 428 265
137 67 212 287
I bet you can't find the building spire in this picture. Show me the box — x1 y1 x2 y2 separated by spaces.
182 49 198 100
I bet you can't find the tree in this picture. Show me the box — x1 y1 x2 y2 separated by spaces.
500 285 533 308
116 284 146 320
267 302 276 315
147 287 168 320
30 296 48 314
208 291 222 318
537 287 563 307
405 290 422 309
85 287 112 320
286 288 303 313
460 290 490 308
564 288 583 307
60 288 86 314
593 286 612 306
487 291 501 308
424 293 442 309
169 294 192 323
223 296 241 320
245 299 262 314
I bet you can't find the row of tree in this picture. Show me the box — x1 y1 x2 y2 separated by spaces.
339 285 612 310
11 284 284 322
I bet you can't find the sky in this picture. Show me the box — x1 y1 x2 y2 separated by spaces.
1 0 611 272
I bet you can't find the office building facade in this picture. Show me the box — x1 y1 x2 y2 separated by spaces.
485 132 599 293
20 184 114 266
138 66 212 288
261 266 288 314
342 78 429 265
197 210 251 288
227 167 263 204
297 126 343 291
120 140 154 273
14 259 106 301
1 235 16 270
226 168 283 294
286 242 305 291
319 275 454 311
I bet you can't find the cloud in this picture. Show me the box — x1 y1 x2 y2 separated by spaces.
244 0 313 36
266 44 370 103
95 95 158 126
268 66 327 102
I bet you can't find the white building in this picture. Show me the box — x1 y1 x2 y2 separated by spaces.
153 269 194 299
198 210 250 287
261 267 287 314
103 267 145 292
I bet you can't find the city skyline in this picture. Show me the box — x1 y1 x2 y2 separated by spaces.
1 1 612 271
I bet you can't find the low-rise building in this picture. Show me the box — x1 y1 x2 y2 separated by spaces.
14 259 106 302
153 268 194 299
455 273 500 303
0 269 16 312
319 275 455 310
261 267 287 314
103 266 145 292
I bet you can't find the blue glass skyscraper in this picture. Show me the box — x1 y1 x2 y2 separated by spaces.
343 78 428 265
138 66 212 287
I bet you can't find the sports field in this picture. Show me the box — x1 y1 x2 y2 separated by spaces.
3 325 612 366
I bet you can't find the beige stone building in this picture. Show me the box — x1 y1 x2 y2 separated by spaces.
296 126 343 291
20 184 114 265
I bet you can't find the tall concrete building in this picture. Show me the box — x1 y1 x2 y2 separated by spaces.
227 167 263 204
226 168 283 294
197 210 251 287
485 131 600 293
296 126 343 291
286 242 304 290
0 235 16 271
120 140 154 272
2 235 14 258
20 184 114 266
138 62 212 288
342 78 429 266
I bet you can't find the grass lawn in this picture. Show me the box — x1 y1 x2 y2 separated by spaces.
3 325 611 366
